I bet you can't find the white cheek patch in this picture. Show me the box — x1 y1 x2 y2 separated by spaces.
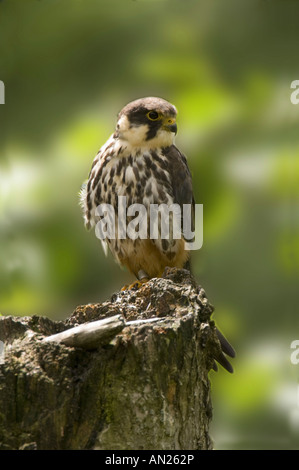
117 115 175 150
118 115 149 146
117 115 130 132
126 124 149 147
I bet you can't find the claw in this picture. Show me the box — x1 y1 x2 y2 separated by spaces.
216 328 236 358
214 327 236 374
121 278 149 291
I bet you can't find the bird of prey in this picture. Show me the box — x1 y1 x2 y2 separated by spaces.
80 96 235 372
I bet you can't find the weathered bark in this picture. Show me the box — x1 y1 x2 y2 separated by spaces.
0 268 225 450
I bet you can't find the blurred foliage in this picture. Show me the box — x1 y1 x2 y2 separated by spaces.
1 0 299 449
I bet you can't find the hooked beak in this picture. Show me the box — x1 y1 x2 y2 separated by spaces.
162 117 177 135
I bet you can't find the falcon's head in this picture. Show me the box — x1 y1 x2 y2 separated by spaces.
115 97 177 149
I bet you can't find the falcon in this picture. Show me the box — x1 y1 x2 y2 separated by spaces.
80 96 235 372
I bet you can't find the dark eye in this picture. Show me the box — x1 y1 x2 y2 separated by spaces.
147 111 160 121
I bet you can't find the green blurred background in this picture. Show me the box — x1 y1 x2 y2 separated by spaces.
1 0 299 449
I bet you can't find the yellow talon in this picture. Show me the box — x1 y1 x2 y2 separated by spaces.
121 278 149 291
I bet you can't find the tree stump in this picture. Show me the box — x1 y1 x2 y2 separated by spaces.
0 268 228 450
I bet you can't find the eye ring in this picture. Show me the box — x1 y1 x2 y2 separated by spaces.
147 111 160 121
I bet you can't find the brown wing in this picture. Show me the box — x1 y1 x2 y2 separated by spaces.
162 146 235 373
162 144 195 242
